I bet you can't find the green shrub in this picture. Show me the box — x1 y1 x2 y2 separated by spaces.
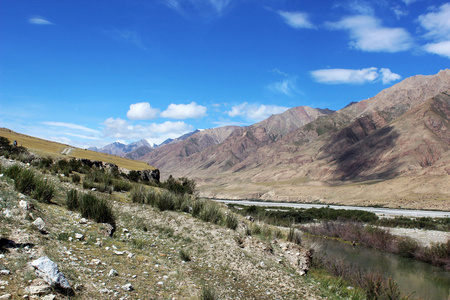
287 227 302 244
31 177 54 203
200 203 223 224
79 193 115 226
179 249 191 262
225 213 239 230
72 173 81 184
66 189 79 210
191 199 205 217
14 168 35 195
199 285 217 300
112 179 132 192
130 185 147 204
162 175 196 195
4 164 22 181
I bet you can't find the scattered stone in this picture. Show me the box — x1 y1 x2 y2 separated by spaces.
32 218 45 232
41 294 56 300
157 281 163 285
68 237 73 242
25 285 52 295
2 209 12 218
122 228 129 233
0 294 11 300
127 252 134 259
19 200 30 210
121 283 134 291
0 280 8 286
79 218 88 224
0 270 10 276
94 241 102 247
108 269 119 277
74 233 84 241
74 283 84 291
91 259 101 265
30 257 72 293
99 223 115 237
114 251 124 255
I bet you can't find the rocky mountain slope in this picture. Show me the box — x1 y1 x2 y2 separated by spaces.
141 70 450 208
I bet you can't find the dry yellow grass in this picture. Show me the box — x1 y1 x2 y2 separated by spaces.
0 128 154 170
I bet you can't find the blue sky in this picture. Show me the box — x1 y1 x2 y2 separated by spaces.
1 0 449 148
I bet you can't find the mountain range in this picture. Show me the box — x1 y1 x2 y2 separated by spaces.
91 69 450 208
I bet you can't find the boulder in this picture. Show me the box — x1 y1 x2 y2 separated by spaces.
30 257 72 293
32 218 45 232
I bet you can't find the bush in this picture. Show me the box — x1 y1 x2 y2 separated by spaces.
191 199 205 217
225 214 239 230
200 203 223 224
14 168 36 195
200 285 217 300
287 227 302 245
31 177 54 203
179 249 191 262
112 179 132 192
72 173 81 184
162 175 196 195
130 185 147 204
66 189 79 210
79 193 115 226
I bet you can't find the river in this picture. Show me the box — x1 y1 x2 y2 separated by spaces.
214 199 450 218
213 199 450 299
303 236 450 300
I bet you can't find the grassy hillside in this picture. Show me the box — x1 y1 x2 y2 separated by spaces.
0 128 153 170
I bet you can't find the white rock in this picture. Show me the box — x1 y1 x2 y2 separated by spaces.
91 259 101 265
0 294 11 300
25 285 52 295
2 209 12 218
41 294 56 300
19 200 29 210
114 251 124 255
79 218 88 224
108 269 118 277
74 233 84 240
121 283 134 291
127 252 134 259
0 270 10 275
32 218 45 231
30 257 71 290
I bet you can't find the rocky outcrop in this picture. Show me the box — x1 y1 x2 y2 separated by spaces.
30 257 73 294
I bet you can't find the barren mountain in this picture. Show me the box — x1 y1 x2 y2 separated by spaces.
140 70 450 208
144 106 332 176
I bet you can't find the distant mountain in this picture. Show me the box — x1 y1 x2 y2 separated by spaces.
138 69 450 205
89 139 152 157
89 130 203 160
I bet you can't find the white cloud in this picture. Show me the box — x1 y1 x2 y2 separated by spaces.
28 16 53 25
339 0 375 15
418 3 450 59
102 117 193 144
278 11 315 29
423 41 450 59
41 121 100 134
379 68 402 84
311 67 401 84
127 102 159 120
161 102 207 119
328 15 412 52
401 0 419 5
267 78 298 96
104 30 146 49
228 102 289 122
418 3 450 41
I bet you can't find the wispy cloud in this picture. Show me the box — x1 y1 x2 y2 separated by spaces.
278 11 315 29
104 30 146 49
311 67 401 84
327 15 413 52
418 3 450 59
267 78 298 97
28 16 53 25
41 121 100 134
127 102 159 120
334 0 374 15
161 102 207 119
227 102 289 122
162 0 233 20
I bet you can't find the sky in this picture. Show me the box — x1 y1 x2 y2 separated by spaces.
1 0 449 148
